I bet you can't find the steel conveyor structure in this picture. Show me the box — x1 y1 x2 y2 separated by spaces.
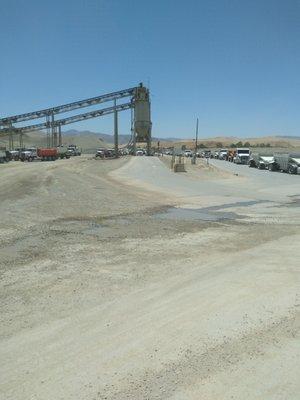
0 83 152 155
0 87 136 125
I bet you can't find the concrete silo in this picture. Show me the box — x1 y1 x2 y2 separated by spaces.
134 83 152 154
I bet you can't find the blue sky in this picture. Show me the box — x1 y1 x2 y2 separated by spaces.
1 0 299 138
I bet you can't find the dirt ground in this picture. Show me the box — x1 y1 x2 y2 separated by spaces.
0 155 299 400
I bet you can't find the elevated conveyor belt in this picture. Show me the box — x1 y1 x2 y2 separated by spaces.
0 87 135 125
0 102 132 136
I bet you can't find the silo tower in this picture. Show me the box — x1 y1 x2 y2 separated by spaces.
134 83 152 154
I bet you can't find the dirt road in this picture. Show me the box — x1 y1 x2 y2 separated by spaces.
1 156 299 399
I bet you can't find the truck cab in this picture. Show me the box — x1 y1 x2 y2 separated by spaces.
234 148 250 164
19 148 37 162
218 149 228 160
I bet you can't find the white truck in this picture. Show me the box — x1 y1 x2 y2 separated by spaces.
234 148 250 164
218 149 228 160
184 150 193 157
67 145 81 156
19 148 37 162
249 153 274 169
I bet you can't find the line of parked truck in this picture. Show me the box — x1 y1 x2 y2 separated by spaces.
214 148 300 174
0 145 81 164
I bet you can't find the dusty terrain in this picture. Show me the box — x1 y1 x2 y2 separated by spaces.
0 155 299 399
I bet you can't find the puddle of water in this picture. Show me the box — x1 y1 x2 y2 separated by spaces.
284 200 300 208
154 208 241 222
201 200 270 212
153 200 269 222
83 222 106 235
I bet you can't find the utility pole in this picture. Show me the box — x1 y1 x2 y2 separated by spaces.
58 124 62 146
46 114 50 148
192 117 199 165
19 132 24 149
195 117 199 154
114 99 119 158
51 112 55 147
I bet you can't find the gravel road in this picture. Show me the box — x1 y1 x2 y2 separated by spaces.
1 155 299 400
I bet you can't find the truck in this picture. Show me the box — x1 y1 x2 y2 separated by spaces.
227 149 236 162
57 146 71 159
249 153 274 169
269 153 300 174
95 148 115 158
19 148 37 162
218 149 228 160
37 148 58 161
8 150 20 160
233 148 250 164
67 145 81 156
184 149 193 157
0 148 8 163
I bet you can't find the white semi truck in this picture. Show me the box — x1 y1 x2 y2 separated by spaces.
218 149 228 160
233 148 250 164
249 153 274 169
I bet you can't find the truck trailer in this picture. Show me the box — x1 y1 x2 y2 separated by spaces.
37 148 58 161
269 153 300 174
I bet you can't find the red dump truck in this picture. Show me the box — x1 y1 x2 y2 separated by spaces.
37 148 58 161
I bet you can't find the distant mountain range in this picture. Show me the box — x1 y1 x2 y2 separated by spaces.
63 129 177 143
63 129 132 145
275 135 300 140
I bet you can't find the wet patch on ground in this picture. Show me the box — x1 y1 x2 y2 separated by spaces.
283 195 300 207
154 207 242 222
153 200 271 222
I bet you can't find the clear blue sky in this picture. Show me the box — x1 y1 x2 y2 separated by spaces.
1 0 299 138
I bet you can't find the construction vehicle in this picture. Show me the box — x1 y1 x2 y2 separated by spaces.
206 150 214 158
218 149 228 160
269 153 300 174
37 148 58 161
233 148 250 164
227 149 236 162
95 148 115 158
57 146 71 159
184 149 193 157
8 150 20 160
67 145 81 156
0 147 8 163
19 148 37 162
249 153 274 169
